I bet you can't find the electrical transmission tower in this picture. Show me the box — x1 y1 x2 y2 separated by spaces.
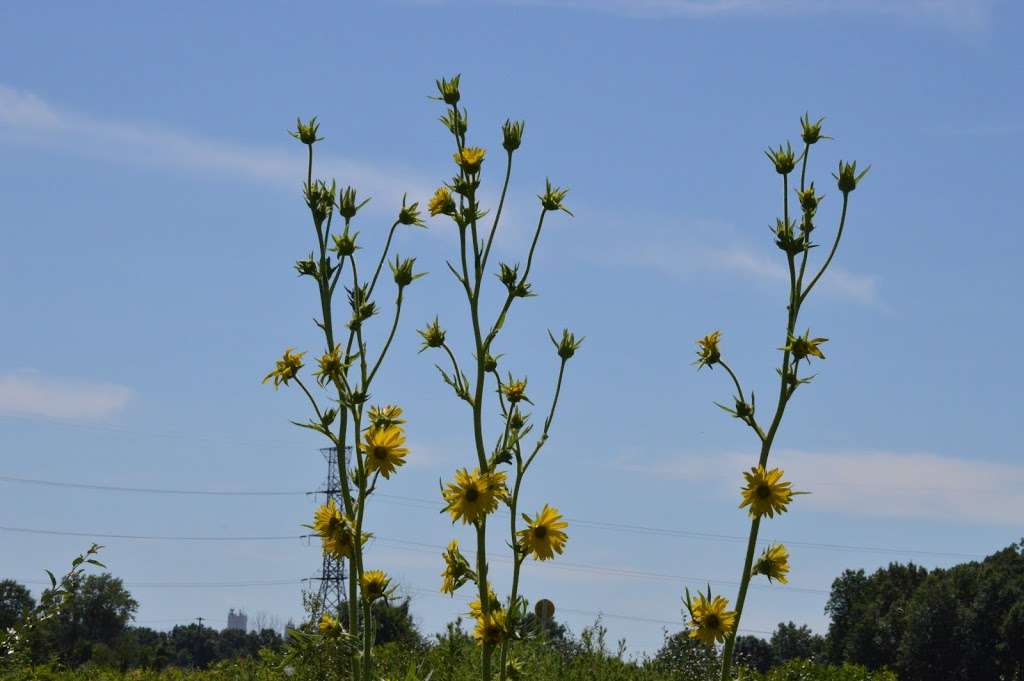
308 446 348 619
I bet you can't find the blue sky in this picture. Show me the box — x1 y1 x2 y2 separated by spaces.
1 0 1022 656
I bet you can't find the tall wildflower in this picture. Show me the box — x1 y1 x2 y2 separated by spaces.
265 116 425 680
693 114 868 679
421 75 581 681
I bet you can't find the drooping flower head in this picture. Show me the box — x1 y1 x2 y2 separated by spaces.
442 468 507 525
313 345 347 387
753 543 790 584
262 348 305 388
428 187 456 217
360 426 409 479
739 466 794 518
517 505 569 561
468 584 501 620
694 331 722 370
687 592 736 646
310 499 365 558
441 539 474 595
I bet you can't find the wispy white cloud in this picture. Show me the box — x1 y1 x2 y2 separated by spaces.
0 84 431 206
462 0 996 31
0 371 133 421
616 448 1024 527
607 219 882 307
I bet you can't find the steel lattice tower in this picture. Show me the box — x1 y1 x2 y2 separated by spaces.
309 446 348 618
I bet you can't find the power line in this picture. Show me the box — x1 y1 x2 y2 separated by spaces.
0 525 303 542
0 475 984 559
2 525 828 595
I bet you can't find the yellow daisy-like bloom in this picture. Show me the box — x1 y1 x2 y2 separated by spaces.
360 426 409 479
367 404 405 429
468 585 501 619
739 466 794 518
262 348 305 388
688 593 736 646
517 505 569 561
319 612 342 636
361 570 393 602
473 609 508 647
694 331 722 370
454 147 486 173
311 499 364 558
428 187 456 216
442 468 507 524
441 539 473 595
753 543 790 584
313 345 346 386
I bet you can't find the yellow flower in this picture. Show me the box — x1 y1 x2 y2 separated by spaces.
473 609 508 647
360 426 409 479
468 585 501 619
428 187 456 216
313 345 346 387
782 330 828 361
517 505 569 561
753 543 790 584
318 612 342 635
368 404 405 429
454 147 486 173
311 499 365 558
688 593 735 646
442 468 507 524
694 331 721 370
361 570 393 602
739 466 794 518
441 539 473 595
262 348 305 388
501 379 529 404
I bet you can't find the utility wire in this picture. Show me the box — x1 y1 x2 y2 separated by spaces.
0 475 983 559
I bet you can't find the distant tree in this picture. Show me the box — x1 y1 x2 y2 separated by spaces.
825 562 927 669
771 621 825 663
734 634 774 673
339 598 422 647
39 572 138 665
169 623 219 669
0 579 35 630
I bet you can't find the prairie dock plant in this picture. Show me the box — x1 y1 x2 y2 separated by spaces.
422 75 581 681
264 117 425 681
692 114 868 680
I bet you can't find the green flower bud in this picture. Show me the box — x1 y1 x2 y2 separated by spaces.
331 229 358 257
497 262 519 289
290 116 323 145
397 194 425 227
773 218 806 256
338 186 370 220
305 179 336 226
434 75 461 106
834 160 870 194
796 183 823 214
509 408 526 431
549 328 584 360
418 317 446 352
439 108 468 137
389 255 425 288
539 179 573 215
765 142 800 175
295 256 318 278
800 113 829 146
483 354 498 373
502 119 525 152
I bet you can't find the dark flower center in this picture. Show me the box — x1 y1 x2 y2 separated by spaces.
464 486 480 502
533 526 548 539
373 446 388 460
756 484 772 499
704 614 720 630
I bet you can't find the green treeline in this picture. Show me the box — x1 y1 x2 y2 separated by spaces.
2 540 1021 680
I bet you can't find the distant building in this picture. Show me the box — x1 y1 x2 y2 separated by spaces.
227 608 248 632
